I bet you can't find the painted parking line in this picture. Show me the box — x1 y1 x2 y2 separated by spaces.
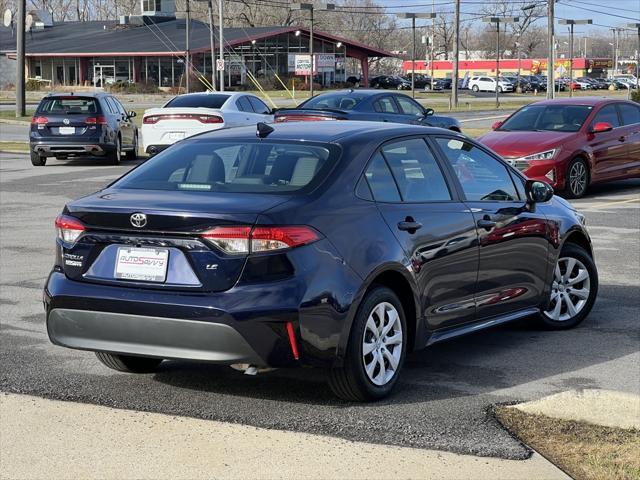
579 197 640 210
458 114 509 123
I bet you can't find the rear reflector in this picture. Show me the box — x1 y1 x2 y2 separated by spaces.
275 115 338 122
31 116 49 125
143 114 224 124
201 225 320 254
286 322 300 360
85 115 108 125
55 214 85 244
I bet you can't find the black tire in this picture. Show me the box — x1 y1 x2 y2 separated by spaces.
537 243 598 330
95 352 163 373
108 136 122 165
328 286 407 402
498 86 504 93
125 133 138 160
30 151 46 166
564 157 589 198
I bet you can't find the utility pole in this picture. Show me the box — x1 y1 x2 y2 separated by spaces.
483 16 519 109
218 0 224 91
293 3 335 99
16 0 26 117
398 12 436 99
559 19 592 97
208 0 216 90
431 0 435 91
451 0 460 108
185 0 190 93
547 0 555 98
628 23 640 91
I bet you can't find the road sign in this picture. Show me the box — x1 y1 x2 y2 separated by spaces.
216 59 225 71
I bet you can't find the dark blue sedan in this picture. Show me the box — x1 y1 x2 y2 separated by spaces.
44 121 597 401
274 90 460 131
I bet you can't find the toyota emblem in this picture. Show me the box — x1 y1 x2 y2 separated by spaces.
63 118 70 125
130 213 147 228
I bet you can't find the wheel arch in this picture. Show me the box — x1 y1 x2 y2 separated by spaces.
562 228 594 258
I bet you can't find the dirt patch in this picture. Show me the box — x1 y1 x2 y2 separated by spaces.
495 406 640 480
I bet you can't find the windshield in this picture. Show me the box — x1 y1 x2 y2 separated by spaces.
164 94 230 109
38 96 98 114
498 104 593 133
113 140 337 194
301 93 366 111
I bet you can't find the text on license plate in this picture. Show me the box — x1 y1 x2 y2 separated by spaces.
169 132 185 141
115 247 169 282
59 127 75 135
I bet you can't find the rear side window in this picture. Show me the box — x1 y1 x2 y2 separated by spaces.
165 94 230 109
38 96 98 114
619 103 640 125
248 96 270 114
380 139 451 202
236 96 253 112
113 141 336 194
363 152 401 202
436 137 519 202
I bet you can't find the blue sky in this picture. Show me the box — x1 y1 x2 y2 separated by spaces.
381 0 640 34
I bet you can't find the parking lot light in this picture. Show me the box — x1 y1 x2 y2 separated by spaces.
559 19 593 97
628 23 640 91
482 16 519 109
397 12 437 99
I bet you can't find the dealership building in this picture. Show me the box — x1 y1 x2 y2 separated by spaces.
0 3 392 90
403 58 615 79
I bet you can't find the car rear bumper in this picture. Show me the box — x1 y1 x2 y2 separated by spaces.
48 308 264 364
31 143 110 156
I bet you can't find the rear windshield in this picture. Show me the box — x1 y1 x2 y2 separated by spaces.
164 94 230 109
301 93 366 111
113 140 337 194
498 104 593 133
38 96 98 114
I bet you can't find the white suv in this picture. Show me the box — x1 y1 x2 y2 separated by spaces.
469 76 514 93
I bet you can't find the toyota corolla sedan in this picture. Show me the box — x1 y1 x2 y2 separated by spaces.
478 98 640 198
45 121 598 401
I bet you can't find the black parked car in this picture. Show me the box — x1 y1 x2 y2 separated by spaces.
45 121 598 401
523 75 547 92
29 92 138 166
402 74 432 89
369 75 411 90
274 90 460 131
425 78 452 91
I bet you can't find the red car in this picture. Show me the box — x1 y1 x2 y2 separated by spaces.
478 98 640 197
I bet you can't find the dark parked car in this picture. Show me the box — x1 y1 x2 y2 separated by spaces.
274 90 461 131
45 121 598 401
29 92 138 166
402 74 432 89
478 98 640 198
425 78 452 91
369 75 411 90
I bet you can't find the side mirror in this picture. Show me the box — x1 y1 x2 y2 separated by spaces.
423 107 434 116
590 122 613 134
492 121 503 130
525 180 554 203
127 111 137 118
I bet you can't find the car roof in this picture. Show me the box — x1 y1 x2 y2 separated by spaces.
45 92 108 98
530 97 626 107
189 120 455 144
309 89 407 98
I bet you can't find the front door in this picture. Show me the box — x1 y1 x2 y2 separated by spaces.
434 136 552 320
364 137 479 329
588 103 628 182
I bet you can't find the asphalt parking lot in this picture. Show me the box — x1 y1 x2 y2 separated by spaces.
0 151 638 460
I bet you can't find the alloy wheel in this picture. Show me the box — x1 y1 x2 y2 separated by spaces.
569 161 587 196
544 256 591 322
362 302 403 386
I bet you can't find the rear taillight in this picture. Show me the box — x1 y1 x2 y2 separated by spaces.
143 114 223 124
31 116 49 125
55 214 85 244
275 115 338 123
85 115 108 125
201 226 320 254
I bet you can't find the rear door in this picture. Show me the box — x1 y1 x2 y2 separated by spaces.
617 102 640 178
588 103 627 181
110 96 135 147
233 95 255 126
434 136 551 319
363 137 479 328
372 95 402 123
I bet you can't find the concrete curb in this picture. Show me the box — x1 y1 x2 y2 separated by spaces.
0 118 30 126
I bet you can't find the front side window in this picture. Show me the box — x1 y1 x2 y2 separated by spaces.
114 141 336 194
436 137 519 202
373 97 399 114
591 104 620 128
380 139 451 202
395 96 424 116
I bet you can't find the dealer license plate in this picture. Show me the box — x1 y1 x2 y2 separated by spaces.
115 247 169 282
59 127 75 135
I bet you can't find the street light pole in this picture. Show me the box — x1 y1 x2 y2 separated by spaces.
483 16 519 109
218 0 224 91
628 23 640 91
16 0 26 117
208 0 216 90
559 20 592 98
397 12 436 99
547 0 555 99
452 0 460 108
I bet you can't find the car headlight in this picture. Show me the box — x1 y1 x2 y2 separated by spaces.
518 149 558 161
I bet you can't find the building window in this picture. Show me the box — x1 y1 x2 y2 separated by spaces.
143 0 161 11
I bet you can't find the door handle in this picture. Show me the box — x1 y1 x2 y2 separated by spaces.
397 220 422 232
477 217 497 230
618 136 626 142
